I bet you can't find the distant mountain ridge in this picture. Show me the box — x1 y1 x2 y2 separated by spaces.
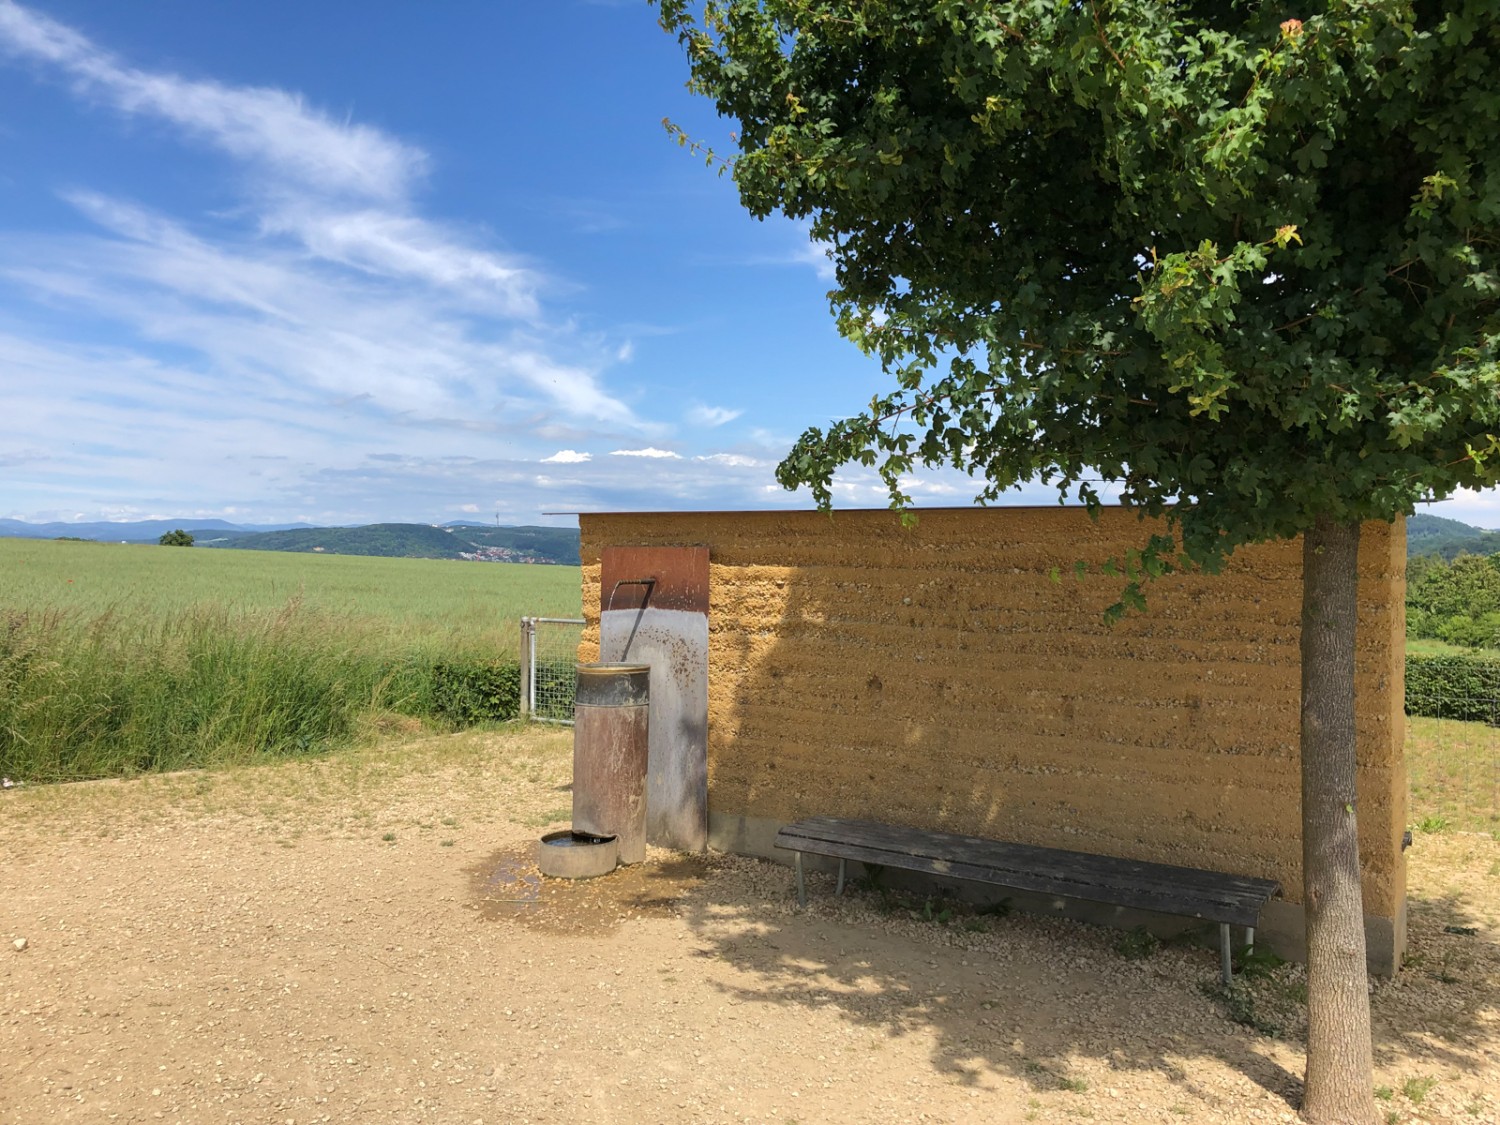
1406 513 1500 560
204 522 580 564
0 517 580 564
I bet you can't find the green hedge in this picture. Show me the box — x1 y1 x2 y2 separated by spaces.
431 659 522 724
1406 654 1500 724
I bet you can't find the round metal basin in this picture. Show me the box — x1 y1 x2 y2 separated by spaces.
536 830 619 879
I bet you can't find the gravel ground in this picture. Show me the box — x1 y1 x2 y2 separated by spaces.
2 726 1497 1125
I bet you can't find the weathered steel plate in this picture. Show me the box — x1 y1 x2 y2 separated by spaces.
600 546 709 852
573 664 650 864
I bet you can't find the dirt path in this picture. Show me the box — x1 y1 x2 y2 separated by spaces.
3 728 1497 1124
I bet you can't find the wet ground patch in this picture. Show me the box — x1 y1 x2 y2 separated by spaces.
466 844 711 934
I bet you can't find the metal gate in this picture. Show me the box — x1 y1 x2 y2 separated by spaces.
520 616 584 724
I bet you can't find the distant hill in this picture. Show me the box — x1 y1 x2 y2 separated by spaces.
0 517 309 542
208 523 466 558
1407 513 1500 560
0 516 578 563
206 522 580 564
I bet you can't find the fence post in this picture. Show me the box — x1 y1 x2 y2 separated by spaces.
519 617 535 722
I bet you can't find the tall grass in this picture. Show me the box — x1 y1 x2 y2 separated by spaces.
0 540 582 782
0 602 435 780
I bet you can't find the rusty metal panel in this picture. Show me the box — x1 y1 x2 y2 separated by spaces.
572 663 650 864
600 545 709 852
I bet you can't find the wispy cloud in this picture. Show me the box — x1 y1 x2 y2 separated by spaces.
0 2 420 200
787 237 836 281
748 219 835 281
0 0 638 435
0 2 902 524
260 206 539 318
686 403 742 427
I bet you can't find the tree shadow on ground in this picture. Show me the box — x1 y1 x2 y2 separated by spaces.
665 843 1500 1118
1371 886 1500 1078
675 856 1307 1116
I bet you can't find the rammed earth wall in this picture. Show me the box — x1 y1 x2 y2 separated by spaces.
578 507 1408 972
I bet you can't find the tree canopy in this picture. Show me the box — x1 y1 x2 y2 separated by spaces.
662 0 1498 587
157 529 194 547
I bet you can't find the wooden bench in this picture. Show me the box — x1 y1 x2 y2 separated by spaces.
774 817 1280 983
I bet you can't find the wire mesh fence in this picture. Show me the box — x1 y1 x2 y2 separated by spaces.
520 616 584 724
1405 704 1500 837
1404 658 1500 835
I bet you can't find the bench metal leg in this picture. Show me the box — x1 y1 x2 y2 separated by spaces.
794 851 806 908
1246 926 1255 953
1220 923 1232 984
836 858 847 896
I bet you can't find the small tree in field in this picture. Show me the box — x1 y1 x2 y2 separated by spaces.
656 3 1499 1121
158 529 194 547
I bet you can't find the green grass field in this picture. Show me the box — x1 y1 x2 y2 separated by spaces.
2 538 579 641
1 539 580 782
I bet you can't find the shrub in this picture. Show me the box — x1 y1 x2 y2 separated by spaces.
431 659 522 724
1405 654 1500 724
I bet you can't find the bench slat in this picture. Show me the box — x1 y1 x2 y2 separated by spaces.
775 817 1279 928
779 818 1274 906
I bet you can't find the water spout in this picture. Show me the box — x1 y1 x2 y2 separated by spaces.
604 578 655 659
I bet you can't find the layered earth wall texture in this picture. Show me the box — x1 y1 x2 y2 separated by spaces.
579 507 1407 971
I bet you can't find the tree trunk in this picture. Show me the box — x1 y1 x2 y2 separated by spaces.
1299 516 1377 1125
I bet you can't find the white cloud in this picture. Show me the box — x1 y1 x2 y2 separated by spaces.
610 447 682 459
771 219 836 280
743 220 836 281
459 503 479 512
896 476 962 496
541 449 592 464
695 453 764 468
686 403 743 427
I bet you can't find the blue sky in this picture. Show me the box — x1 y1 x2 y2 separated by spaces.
2 1 1496 530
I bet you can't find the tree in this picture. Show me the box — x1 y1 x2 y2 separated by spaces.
1407 552 1500 620
655 3 1499 1121
158 529 194 547
1406 552 1500 647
